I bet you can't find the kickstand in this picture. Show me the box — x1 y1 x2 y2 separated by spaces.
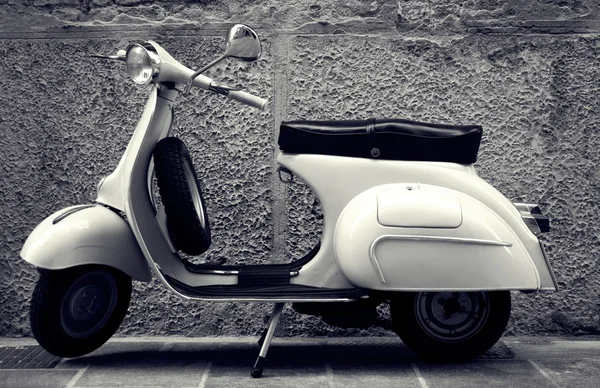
251 303 284 378
257 328 267 348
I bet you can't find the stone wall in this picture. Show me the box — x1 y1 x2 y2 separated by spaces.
0 0 599 337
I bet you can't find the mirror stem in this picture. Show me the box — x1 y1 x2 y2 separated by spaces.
185 55 226 94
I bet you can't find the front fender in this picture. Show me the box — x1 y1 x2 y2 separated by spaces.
21 205 152 282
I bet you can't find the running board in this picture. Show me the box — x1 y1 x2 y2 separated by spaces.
182 242 322 279
183 262 293 286
164 274 365 302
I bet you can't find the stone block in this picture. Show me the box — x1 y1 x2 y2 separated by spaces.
92 0 113 7
0 370 79 388
417 360 552 387
32 0 80 6
397 0 600 34
116 0 154 6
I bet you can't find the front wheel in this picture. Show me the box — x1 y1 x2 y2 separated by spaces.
30 266 132 358
390 291 511 361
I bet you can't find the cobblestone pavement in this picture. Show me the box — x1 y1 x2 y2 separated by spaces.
0 336 599 388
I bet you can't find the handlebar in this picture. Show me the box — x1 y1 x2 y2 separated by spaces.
98 41 269 111
191 73 268 111
227 90 269 111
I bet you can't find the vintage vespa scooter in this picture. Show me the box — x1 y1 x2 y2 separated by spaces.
21 24 557 377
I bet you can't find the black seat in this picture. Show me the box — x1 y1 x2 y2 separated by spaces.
278 118 483 164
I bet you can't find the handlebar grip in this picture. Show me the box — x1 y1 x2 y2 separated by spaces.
190 73 212 91
228 90 269 111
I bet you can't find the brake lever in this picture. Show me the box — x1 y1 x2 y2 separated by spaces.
208 82 242 96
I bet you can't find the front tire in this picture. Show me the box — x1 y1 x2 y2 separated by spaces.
30 266 132 358
390 291 511 361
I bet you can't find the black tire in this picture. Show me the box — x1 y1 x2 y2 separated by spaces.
153 137 211 255
390 291 511 362
30 266 131 358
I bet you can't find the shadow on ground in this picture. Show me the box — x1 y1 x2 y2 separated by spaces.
59 339 512 370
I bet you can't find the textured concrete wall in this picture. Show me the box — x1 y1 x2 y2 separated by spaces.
0 0 599 338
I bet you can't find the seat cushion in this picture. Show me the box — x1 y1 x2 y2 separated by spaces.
278 118 483 164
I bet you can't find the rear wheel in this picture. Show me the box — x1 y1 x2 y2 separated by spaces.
30 266 131 358
390 291 511 361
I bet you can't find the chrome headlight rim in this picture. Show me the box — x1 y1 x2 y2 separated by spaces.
125 42 162 85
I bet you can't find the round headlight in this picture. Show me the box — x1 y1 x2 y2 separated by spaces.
126 43 161 85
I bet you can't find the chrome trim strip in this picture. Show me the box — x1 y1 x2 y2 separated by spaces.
539 287 557 291
170 297 360 303
513 202 539 213
369 235 513 284
539 241 559 291
521 215 542 235
513 202 542 235
52 204 95 224
190 269 240 275
184 268 302 276
374 235 513 247
369 244 387 284
211 270 239 275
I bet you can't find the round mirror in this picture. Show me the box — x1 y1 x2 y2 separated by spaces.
224 24 261 61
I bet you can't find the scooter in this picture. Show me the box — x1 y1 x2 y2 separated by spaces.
21 24 558 377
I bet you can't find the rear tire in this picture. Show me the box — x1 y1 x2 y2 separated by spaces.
30 266 131 358
390 291 511 361
153 137 211 255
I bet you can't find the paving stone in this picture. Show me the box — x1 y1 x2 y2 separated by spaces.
534 359 600 388
416 360 555 388
328 363 420 388
74 359 207 388
0 346 61 369
207 363 327 388
0 369 78 388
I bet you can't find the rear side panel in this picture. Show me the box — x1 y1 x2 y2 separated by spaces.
334 184 540 291
278 153 556 291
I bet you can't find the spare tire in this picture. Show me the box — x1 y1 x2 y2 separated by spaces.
153 137 211 255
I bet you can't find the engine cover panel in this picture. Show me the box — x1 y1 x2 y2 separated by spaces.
334 184 540 291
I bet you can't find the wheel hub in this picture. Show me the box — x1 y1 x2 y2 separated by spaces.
415 292 490 342
60 271 118 339
72 286 104 319
442 297 461 315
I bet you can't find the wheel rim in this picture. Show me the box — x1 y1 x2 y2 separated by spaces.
60 270 119 339
414 292 490 343
183 158 206 229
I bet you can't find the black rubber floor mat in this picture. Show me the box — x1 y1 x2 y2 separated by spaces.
0 346 61 369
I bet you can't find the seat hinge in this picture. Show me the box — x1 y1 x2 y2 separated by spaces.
366 118 380 158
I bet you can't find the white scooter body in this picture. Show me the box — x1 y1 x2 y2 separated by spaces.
20 25 557 372
21 78 557 296
282 154 556 292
